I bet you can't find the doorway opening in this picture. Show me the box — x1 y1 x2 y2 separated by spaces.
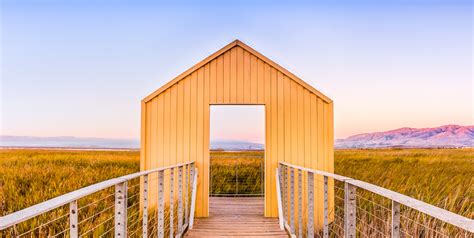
209 105 265 216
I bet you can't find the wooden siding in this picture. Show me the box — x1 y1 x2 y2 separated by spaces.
141 41 333 227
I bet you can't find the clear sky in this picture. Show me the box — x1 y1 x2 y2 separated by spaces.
1 0 472 141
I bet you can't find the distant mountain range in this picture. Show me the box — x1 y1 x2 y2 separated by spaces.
0 136 140 149
336 125 473 148
210 140 264 151
2 125 472 150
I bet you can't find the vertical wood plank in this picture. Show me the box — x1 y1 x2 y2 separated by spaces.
210 59 217 103
250 55 258 103
203 63 210 216
216 55 224 103
223 51 230 103
257 59 265 103
196 68 204 216
243 50 251 102
230 47 237 103
236 46 244 103
270 67 278 217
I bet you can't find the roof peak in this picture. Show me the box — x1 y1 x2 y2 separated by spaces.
143 40 332 103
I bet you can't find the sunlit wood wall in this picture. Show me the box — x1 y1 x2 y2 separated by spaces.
141 40 333 224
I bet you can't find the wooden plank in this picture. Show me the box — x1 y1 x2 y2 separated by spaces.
196 68 204 216
270 67 278 217
186 197 287 237
210 59 217 103
243 50 251 102
216 55 224 102
230 47 237 103
223 51 230 103
203 63 210 216
250 54 258 103
163 91 171 166
257 59 265 103
236 46 244 102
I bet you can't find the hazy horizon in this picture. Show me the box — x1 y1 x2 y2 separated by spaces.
1 0 472 142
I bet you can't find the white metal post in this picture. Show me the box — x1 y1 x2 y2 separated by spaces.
323 176 329 238
177 166 183 237
344 182 356 238
189 168 198 229
142 174 149 237
276 168 284 230
298 170 303 238
392 201 400 238
290 168 295 234
115 181 128 238
184 164 189 226
158 171 165 238
307 173 314 238
69 200 78 238
170 168 175 238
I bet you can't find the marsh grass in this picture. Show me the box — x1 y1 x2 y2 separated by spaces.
0 148 472 237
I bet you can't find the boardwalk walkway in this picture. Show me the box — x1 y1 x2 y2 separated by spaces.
185 197 288 237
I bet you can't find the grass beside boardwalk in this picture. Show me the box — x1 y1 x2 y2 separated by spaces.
1 148 472 219
335 148 474 218
0 149 139 215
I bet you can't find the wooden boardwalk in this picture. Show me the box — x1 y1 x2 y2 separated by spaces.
185 197 288 237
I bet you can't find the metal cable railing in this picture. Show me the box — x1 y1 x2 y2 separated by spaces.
0 162 198 238
277 162 474 238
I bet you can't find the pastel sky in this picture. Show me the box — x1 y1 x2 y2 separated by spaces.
1 0 472 141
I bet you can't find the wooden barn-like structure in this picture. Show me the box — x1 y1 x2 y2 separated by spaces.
140 40 334 222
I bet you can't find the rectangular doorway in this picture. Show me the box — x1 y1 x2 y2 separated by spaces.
209 105 265 217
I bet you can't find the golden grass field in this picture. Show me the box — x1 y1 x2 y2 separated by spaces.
0 148 472 236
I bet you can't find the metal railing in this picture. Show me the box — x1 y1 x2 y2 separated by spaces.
0 162 198 238
210 154 264 197
276 162 474 237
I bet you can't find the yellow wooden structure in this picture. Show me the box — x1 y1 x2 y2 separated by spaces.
141 40 334 223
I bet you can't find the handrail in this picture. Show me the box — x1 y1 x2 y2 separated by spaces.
278 161 474 234
0 161 195 230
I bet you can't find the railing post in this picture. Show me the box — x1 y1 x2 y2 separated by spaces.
235 160 239 195
290 168 295 234
158 171 165 238
170 168 175 238
298 170 303 238
184 165 189 226
69 200 78 238
392 201 400 238
344 182 356 238
307 172 314 238
276 167 284 230
283 165 287 223
142 174 149 238
115 181 128 238
323 176 329 238
189 167 198 229
178 166 183 237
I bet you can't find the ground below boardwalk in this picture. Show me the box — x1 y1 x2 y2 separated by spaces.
185 197 288 237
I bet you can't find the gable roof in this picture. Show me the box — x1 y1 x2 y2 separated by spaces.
143 40 332 103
